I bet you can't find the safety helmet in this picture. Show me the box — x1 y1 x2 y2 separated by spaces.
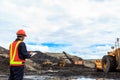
16 29 27 37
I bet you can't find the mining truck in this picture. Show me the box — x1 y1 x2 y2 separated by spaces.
95 38 120 73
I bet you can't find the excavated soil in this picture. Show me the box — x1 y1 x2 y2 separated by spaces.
23 65 120 79
1 66 120 80
39 66 120 79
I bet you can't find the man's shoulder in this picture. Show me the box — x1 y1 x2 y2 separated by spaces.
19 41 26 46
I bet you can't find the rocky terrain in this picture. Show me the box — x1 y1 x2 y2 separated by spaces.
0 46 85 75
1 46 120 79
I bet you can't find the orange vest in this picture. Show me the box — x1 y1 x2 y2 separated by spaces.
9 41 25 66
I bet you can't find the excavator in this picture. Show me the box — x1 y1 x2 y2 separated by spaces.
95 38 120 73
41 51 83 69
58 51 83 67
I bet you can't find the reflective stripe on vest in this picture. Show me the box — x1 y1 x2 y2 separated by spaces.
10 41 24 65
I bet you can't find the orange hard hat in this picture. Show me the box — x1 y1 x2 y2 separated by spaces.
16 29 27 37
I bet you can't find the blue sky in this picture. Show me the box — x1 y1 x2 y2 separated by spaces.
0 0 120 59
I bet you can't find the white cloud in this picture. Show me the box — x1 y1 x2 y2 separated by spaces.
27 44 49 52
0 0 120 59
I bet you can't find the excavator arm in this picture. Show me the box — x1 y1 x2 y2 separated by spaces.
63 51 74 65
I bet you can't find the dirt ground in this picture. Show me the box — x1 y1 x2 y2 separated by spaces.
1 65 120 80
32 65 120 79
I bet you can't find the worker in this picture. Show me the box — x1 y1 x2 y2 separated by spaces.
8 29 33 80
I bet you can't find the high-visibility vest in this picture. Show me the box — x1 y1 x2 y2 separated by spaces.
9 41 25 66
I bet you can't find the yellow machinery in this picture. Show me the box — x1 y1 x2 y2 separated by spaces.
42 59 53 67
58 57 65 67
95 59 102 71
95 38 120 73
58 51 83 67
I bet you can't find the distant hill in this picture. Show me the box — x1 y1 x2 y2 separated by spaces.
31 51 59 64
0 46 8 54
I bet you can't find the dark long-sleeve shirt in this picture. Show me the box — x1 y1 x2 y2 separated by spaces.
15 39 31 60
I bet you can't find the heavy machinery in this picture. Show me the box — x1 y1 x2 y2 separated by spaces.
95 38 120 73
58 51 83 67
42 59 53 67
63 51 74 65
58 56 65 67
95 59 102 71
